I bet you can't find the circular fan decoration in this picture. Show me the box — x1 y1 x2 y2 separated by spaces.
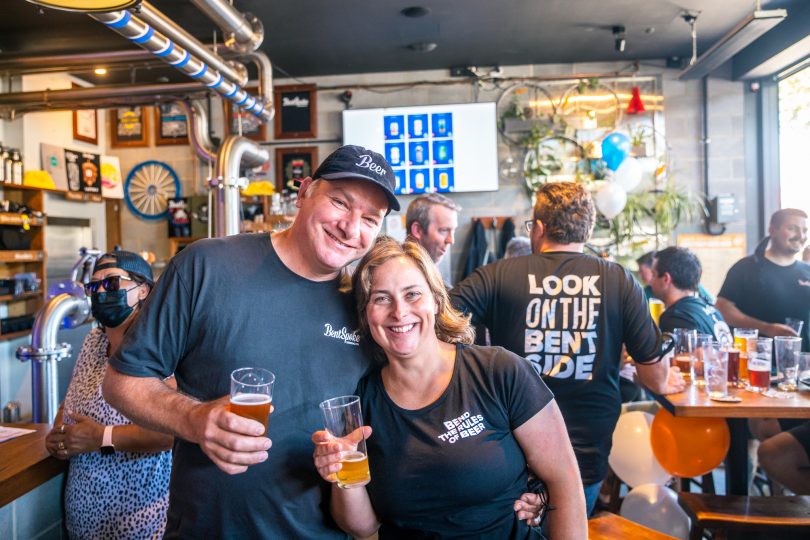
496 82 557 146
124 160 181 220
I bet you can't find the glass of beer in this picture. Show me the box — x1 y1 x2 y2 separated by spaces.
747 337 773 392
230 367 275 434
319 395 370 489
673 328 697 383
726 347 741 385
649 299 665 326
775 336 802 392
733 328 758 386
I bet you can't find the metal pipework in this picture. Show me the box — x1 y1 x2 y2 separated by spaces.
212 136 269 237
17 294 92 423
137 1 248 86
191 0 264 53
91 10 272 123
182 100 217 163
0 81 208 118
241 51 275 120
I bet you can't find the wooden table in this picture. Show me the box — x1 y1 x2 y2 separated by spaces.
588 512 677 539
0 423 66 507
648 385 810 496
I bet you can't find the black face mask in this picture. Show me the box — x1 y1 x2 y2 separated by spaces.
91 290 133 328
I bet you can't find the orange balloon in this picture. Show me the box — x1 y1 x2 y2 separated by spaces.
650 409 730 478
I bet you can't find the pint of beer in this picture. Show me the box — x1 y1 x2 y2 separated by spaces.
649 299 664 326
230 367 275 434
320 395 371 489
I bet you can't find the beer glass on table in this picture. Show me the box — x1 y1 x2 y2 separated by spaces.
747 338 773 392
673 328 697 383
775 336 802 392
319 395 371 489
733 328 758 386
785 317 804 336
230 367 275 434
649 299 665 326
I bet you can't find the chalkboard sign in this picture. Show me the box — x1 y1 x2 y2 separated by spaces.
274 84 317 139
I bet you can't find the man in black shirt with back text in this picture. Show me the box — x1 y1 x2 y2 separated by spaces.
651 246 731 340
450 181 684 517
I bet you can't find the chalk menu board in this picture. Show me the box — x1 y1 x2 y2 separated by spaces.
273 84 317 139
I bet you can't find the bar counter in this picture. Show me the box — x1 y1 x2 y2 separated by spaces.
0 423 66 508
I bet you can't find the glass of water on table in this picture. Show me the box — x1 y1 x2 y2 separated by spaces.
319 395 371 488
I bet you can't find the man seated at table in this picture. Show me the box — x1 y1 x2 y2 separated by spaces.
758 422 810 495
650 246 730 340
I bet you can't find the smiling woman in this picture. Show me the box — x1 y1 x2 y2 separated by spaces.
310 237 587 539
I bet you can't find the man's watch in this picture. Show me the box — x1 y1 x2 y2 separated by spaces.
100 425 116 455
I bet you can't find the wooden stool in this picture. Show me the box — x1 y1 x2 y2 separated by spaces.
678 493 810 540
588 512 678 539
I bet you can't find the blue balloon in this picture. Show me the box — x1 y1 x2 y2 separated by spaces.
602 133 632 171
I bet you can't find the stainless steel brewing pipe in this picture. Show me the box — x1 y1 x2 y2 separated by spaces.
90 10 271 122
190 0 264 53
212 136 269 237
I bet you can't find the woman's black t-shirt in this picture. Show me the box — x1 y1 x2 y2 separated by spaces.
357 344 553 539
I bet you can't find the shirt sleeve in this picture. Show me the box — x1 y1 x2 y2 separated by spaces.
489 347 554 430
108 258 193 379
620 268 663 364
449 266 495 328
658 311 694 334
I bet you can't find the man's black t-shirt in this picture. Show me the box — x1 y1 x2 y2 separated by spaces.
659 296 731 340
718 255 810 350
358 344 552 539
110 234 369 539
450 252 662 485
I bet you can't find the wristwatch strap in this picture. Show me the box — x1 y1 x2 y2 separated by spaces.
102 425 115 450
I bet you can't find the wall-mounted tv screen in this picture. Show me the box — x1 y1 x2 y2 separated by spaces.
342 102 499 195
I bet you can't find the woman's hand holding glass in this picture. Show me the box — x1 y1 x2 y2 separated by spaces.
312 426 373 487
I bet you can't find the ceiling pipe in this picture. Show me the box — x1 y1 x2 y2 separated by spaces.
212 136 269 237
90 10 272 123
181 99 217 163
136 1 248 86
190 0 263 53
0 81 209 118
241 51 274 120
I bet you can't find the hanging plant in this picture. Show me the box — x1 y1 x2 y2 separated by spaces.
595 181 706 253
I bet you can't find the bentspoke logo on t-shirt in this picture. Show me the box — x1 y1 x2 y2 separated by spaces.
437 411 485 444
322 324 360 346
524 273 601 380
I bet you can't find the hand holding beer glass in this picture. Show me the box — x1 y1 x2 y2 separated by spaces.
230 368 275 434
317 395 371 489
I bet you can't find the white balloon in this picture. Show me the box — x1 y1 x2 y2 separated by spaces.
613 157 642 192
608 412 671 488
594 182 627 219
620 484 691 540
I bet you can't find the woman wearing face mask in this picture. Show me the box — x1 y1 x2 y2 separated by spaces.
44 251 174 540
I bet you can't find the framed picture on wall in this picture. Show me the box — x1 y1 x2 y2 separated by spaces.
110 106 149 147
275 146 317 193
155 102 189 145
73 108 98 145
273 84 317 139
225 87 267 141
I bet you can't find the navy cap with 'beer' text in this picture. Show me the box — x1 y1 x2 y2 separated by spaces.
313 145 400 213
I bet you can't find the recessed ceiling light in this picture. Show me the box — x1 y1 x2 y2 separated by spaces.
645 27 656 34
94 67 107 75
401 6 430 18
406 42 437 53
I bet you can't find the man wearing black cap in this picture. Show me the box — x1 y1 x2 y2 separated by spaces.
104 146 400 538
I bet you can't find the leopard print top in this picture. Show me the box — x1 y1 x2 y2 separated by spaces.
63 328 172 540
